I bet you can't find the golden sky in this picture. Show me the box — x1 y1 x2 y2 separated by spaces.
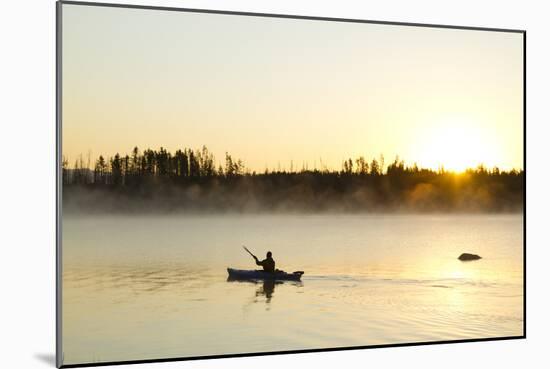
62 4 523 172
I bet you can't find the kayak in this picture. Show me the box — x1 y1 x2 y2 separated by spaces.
227 268 304 281
227 268 303 281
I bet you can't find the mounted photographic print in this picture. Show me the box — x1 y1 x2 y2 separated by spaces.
56 1 525 367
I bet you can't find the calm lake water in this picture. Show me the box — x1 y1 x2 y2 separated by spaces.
62 214 523 365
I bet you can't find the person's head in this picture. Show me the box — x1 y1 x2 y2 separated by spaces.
266 251 272 258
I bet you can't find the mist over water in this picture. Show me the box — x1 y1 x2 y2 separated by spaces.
62 176 524 214
62 213 523 365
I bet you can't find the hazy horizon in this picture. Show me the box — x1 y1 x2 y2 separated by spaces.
62 4 523 173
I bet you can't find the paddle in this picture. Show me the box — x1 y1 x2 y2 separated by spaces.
242 246 257 260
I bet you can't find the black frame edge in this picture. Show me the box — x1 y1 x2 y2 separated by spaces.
59 0 526 34
56 0 63 367
60 336 525 368
522 30 526 339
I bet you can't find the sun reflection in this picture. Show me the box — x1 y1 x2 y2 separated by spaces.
447 268 467 280
419 258 482 282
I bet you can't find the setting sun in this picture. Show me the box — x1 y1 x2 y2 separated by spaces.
417 120 501 172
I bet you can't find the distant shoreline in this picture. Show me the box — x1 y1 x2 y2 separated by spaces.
62 147 523 214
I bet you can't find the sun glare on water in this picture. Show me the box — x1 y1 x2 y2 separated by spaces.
417 120 500 173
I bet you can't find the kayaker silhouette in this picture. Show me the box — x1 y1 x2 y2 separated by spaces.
254 251 276 273
243 246 275 273
233 246 303 280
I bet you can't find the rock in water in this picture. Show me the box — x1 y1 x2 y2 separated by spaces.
458 253 482 261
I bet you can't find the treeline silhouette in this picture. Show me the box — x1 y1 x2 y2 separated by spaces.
63 146 524 213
